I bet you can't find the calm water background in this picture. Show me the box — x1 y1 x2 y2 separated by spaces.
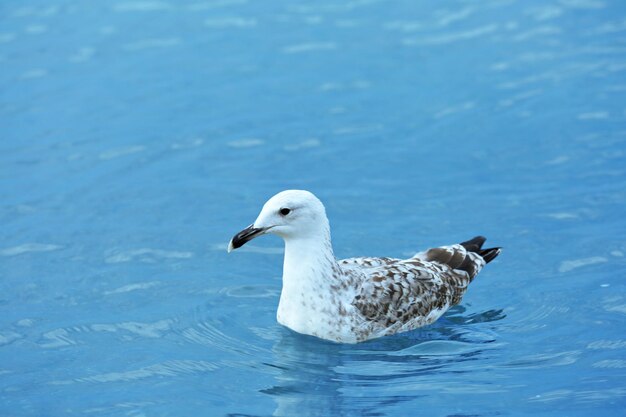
2 0 626 416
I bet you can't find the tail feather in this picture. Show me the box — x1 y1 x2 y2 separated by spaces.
460 236 486 252
479 247 501 264
460 236 501 264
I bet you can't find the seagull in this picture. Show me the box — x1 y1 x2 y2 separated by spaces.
228 190 501 343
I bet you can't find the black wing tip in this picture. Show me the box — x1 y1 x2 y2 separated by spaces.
460 236 501 264
480 247 502 264
460 236 487 252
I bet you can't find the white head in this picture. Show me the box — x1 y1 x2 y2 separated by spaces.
228 190 329 252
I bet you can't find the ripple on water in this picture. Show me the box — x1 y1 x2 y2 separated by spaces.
98 145 145 160
335 359 418 378
281 42 337 54
91 319 174 338
384 339 501 357
383 20 424 33
333 331 501 379
283 139 321 152
558 256 608 272
0 33 16 43
122 38 181 51
526 5 563 21
177 319 270 356
24 24 47 34
502 304 570 332
204 17 257 28
403 24 498 46
578 111 610 120
0 332 22 346
593 360 626 368
113 1 172 12
512 25 562 41
186 0 249 11
104 248 193 263
605 304 626 314
249 326 281 341
16 318 35 327
365 368 518 395
433 101 476 119
103 281 161 295
82 401 157 415
530 387 626 405
332 124 383 135
0 243 62 256
444 307 507 325
497 350 581 369
498 89 543 108
559 0 606 10
226 138 265 148
69 47 95 63
434 7 474 27
40 328 76 348
52 360 219 385
39 319 175 348
545 211 578 219
587 339 626 349
221 285 280 298
170 138 204 150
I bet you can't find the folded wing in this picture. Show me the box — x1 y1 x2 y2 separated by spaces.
350 243 487 334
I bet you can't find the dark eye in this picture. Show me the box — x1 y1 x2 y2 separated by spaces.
279 208 291 216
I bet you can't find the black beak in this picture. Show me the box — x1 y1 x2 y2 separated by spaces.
227 224 266 252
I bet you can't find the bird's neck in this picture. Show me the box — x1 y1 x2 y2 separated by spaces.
282 225 337 288
277 225 342 333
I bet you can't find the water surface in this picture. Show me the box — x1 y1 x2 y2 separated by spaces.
1 0 626 416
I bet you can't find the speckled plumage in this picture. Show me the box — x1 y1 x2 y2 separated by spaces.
228 190 501 343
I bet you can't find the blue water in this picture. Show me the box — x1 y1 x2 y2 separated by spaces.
2 0 626 415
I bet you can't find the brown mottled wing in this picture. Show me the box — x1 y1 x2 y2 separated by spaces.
338 257 401 268
415 244 486 283
352 244 485 330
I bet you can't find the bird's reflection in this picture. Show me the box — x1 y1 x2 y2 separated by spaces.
261 308 505 417
262 329 345 417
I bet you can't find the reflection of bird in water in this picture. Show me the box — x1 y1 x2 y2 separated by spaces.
263 330 429 417
229 190 501 343
263 318 505 417
262 331 346 417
